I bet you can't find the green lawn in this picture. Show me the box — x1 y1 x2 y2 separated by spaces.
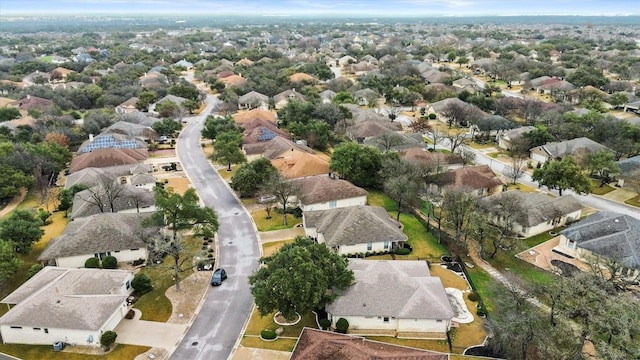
625 195 640 207
589 179 615 195
464 266 499 313
0 344 149 360
251 209 300 231
240 307 318 351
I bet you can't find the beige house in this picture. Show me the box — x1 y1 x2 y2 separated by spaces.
291 174 368 212
0 267 133 347
326 260 454 339
428 165 504 197
529 137 610 164
273 89 306 110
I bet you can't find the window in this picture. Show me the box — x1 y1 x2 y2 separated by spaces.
329 200 337 208
126 280 131 290
130 248 139 251
436 319 443 323
383 241 390 250
44 328 49 334
568 240 576 249
10 326 22 329
33 327 41 331
367 243 372 251
383 317 389 323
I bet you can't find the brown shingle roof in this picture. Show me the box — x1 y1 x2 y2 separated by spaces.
290 328 449 360
430 165 503 191
233 108 276 123
241 118 290 144
69 148 148 173
398 148 464 166
243 136 315 159
292 174 368 205
272 152 330 179
289 72 316 83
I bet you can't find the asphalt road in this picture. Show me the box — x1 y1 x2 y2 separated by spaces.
171 94 261 360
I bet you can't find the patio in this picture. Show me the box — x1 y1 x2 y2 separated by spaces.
515 236 592 274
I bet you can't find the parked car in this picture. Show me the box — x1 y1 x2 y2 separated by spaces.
210 268 227 286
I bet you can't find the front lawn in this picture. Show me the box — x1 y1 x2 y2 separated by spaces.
217 167 238 180
505 183 538 193
589 179 615 195
0 344 149 360
625 195 640 207
240 307 318 351
262 239 295 257
251 209 301 231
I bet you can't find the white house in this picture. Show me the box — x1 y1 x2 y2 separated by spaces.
0 267 133 347
38 212 160 268
303 205 407 256
529 137 610 164
326 260 454 339
291 174 368 212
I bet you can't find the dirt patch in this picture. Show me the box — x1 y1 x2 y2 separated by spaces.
165 271 211 324
165 177 192 194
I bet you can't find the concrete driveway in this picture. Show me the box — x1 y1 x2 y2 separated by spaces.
115 320 187 349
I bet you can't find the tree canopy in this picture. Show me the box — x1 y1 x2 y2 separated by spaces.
249 236 354 320
329 142 382 187
0 209 44 254
532 157 592 196
230 157 277 198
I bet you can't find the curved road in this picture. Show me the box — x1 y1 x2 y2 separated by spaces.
171 94 261 360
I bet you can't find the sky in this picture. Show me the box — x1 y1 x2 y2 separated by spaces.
0 0 638 17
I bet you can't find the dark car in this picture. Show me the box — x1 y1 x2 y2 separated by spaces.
210 268 227 286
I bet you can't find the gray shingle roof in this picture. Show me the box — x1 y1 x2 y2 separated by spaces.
0 267 130 331
70 185 155 219
292 175 367 206
38 212 159 261
304 205 407 247
534 137 609 158
617 155 640 176
479 190 582 227
561 211 640 269
326 260 454 320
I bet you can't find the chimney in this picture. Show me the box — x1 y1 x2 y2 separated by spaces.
89 134 94 142
26 94 31 100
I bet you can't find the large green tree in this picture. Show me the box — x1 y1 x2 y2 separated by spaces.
0 164 33 200
210 131 246 171
0 240 22 282
148 187 218 291
201 115 241 141
152 118 182 137
532 157 591 196
230 158 277 198
249 236 354 320
585 149 620 184
329 142 382 187
0 209 44 254
263 172 301 226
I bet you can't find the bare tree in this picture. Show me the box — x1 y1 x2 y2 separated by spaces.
445 129 469 153
458 148 476 166
84 175 125 213
440 101 467 127
442 186 478 252
429 129 445 151
375 132 405 152
264 173 301 226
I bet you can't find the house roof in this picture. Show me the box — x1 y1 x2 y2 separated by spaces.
479 190 582 227
501 126 536 140
273 89 306 104
12 96 53 111
272 152 330 179
219 74 247 87
116 97 138 109
39 212 158 261
77 133 146 154
617 155 640 176
157 94 187 105
398 148 464 166
241 118 290 144
560 211 640 269
326 260 454 320
243 136 315 159
69 148 149 173
429 165 503 191
238 91 268 105
289 72 316 83
233 108 276 123
533 137 609 159
363 132 426 152
304 205 407 247
429 98 469 114
64 164 152 189
0 267 130 331
103 121 157 139
290 328 449 360
292 174 368 205
69 185 155 219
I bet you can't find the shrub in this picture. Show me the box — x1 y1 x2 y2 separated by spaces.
102 256 118 269
428 113 437 119
468 291 479 302
395 248 411 255
477 304 487 317
37 209 51 225
27 264 43 279
335 318 349 334
100 330 117 348
260 329 277 340
131 274 153 295
125 309 135 319
84 257 100 268
319 318 331 330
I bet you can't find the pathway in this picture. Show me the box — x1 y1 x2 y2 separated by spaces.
0 188 27 219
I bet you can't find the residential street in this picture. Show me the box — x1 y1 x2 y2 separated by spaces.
170 94 261 360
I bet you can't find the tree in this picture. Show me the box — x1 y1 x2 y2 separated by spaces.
230 157 277 198
100 330 117 349
441 187 478 251
0 240 22 282
329 142 382 187
249 236 354 320
532 157 592 196
0 107 21 123
85 175 125 213
381 156 421 222
201 115 241 141
263 172 300 226
333 91 354 104
155 100 181 118
168 83 200 102
85 257 100 268
585 149 620 185
131 273 153 295
136 91 158 111
44 132 70 147
409 116 432 134
0 164 33 200
102 255 118 269
607 92 628 108
152 118 182 137
0 209 44 254
210 131 246 171
147 187 218 291
444 129 469 153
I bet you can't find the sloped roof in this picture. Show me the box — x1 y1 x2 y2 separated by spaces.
242 122 291 144
219 74 247 87
39 212 158 261
233 108 276 123
238 91 268 105
70 185 155 219
304 205 407 247
349 120 400 139
363 132 426 152
273 89 306 104
78 133 146 154
327 260 454 320
0 267 130 331
292 174 368 205
243 136 315 159
290 72 316 83
69 148 148 173
429 165 503 191
561 211 640 269
398 148 464 166
429 97 470 114
103 121 157 139
479 190 582 227
65 164 152 189
617 155 640 176
534 137 609 159
157 94 187 105
290 328 449 360
272 152 330 179
501 126 536 140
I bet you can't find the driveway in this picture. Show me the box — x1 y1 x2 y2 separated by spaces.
115 320 187 349
170 94 261 360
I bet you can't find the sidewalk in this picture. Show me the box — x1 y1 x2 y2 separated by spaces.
0 188 27 219
259 228 305 243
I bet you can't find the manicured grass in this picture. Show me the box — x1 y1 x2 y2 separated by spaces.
589 179 615 195
217 167 238 180
0 344 149 360
464 266 498 313
252 209 300 231
367 190 398 211
487 248 556 287
240 307 317 351
625 195 640 207
262 239 295 258
468 142 495 149
506 183 538 193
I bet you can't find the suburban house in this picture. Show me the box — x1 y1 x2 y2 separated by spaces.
363 132 426 152
496 126 535 151
326 260 454 339
243 135 316 162
290 328 449 360
77 133 147 154
319 89 336 104
303 205 407 256
11 95 53 112
69 148 149 173
272 151 330 179
38 212 159 267
291 174 368 211
273 89 306 109
233 108 276 124
556 211 640 279
240 118 290 144
115 97 139 114
64 163 153 190
103 121 158 142
70 185 155 219
0 267 133 347
237 91 269 110
347 120 402 143
398 148 464 173
478 190 583 238
529 137 610 164
427 165 504 197
616 155 640 189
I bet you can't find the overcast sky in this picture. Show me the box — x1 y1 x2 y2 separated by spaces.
1 0 638 16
